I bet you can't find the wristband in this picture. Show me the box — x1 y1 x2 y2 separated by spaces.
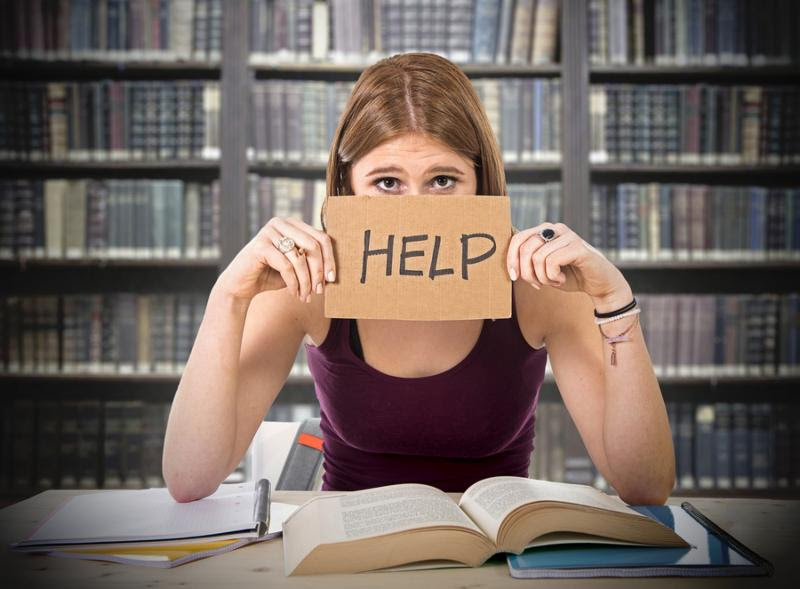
593 296 637 319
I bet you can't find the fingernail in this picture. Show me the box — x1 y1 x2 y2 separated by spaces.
316 283 323 294
306 294 311 303
531 282 541 290
327 270 335 282
509 267 517 281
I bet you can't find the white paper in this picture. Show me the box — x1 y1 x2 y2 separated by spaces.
19 483 298 546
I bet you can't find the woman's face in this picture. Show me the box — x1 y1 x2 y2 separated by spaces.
349 132 477 196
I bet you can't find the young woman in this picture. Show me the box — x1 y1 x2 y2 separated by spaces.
162 53 675 504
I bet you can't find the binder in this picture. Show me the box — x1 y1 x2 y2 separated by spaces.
507 501 773 578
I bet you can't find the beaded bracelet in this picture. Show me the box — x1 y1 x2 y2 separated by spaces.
594 307 641 326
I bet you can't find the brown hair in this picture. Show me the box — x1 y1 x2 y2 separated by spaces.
321 52 507 231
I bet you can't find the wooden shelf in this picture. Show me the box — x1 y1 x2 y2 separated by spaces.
0 160 219 179
1 264 218 295
590 64 800 81
621 264 797 294
610 259 800 270
249 57 561 79
671 488 800 499
591 163 800 174
247 162 562 178
0 258 220 268
0 58 221 80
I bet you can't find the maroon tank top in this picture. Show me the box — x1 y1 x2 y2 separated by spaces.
304 287 548 492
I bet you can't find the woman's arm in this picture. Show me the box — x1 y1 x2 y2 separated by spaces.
162 216 336 502
543 284 676 505
507 222 675 505
162 284 308 502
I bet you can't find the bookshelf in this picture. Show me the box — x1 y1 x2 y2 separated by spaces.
1 0 798 503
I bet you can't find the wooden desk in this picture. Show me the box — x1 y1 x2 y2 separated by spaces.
2 490 798 588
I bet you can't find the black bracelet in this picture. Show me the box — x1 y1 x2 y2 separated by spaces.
593 297 637 319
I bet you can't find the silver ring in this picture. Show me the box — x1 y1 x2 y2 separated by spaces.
277 236 296 254
538 227 557 242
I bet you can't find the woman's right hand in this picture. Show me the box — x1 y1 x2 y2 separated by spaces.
215 216 337 303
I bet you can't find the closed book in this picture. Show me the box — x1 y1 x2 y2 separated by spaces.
713 402 733 489
35 400 60 490
122 401 145 489
677 401 695 490
749 403 773 489
76 399 101 489
731 402 751 489
58 400 79 488
694 404 715 489
509 0 534 65
507 502 773 578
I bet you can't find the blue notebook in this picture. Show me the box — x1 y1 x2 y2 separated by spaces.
507 501 773 578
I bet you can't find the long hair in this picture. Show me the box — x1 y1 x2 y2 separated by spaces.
321 52 506 231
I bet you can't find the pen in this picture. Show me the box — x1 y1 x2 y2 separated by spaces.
253 478 271 538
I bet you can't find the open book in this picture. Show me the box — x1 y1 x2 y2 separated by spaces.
282 476 690 575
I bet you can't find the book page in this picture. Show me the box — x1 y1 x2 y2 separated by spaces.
284 483 484 546
458 477 644 543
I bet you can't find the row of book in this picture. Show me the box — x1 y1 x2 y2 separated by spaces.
667 401 799 490
589 0 799 66
636 293 799 377
249 0 560 65
2 398 170 491
590 183 800 260
531 400 800 492
2 0 222 61
4 291 796 378
0 293 209 375
0 81 220 161
0 179 220 260
590 84 799 165
1 393 250 492
7 395 797 494
250 77 562 165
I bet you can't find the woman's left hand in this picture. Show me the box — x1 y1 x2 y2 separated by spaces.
507 222 631 305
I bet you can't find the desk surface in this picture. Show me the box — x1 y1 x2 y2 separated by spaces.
2 490 799 588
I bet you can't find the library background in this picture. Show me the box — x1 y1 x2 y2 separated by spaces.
1 0 798 506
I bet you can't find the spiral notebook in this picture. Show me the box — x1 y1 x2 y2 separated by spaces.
507 502 774 578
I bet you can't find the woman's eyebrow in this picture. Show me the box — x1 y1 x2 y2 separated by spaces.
365 165 465 177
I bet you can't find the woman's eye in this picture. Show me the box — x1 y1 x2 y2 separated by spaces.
375 177 398 191
433 175 456 189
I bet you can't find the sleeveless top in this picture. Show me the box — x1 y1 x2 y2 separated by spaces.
303 287 548 492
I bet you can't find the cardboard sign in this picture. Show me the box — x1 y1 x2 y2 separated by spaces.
324 194 512 320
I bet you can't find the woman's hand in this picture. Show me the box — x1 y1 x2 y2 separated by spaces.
507 222 632 309
215 217 337 303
